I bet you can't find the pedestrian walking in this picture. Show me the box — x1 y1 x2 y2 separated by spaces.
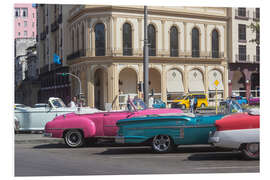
193 96 198 113
189 96 194 113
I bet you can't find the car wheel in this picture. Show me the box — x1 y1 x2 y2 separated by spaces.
181 104 186 109
152 135 174 153
64 129 84 148
200 103 206 108
242 143 259 160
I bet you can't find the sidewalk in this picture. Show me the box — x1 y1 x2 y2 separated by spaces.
15 133 64 144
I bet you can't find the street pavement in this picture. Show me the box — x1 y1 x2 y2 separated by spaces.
14 133 259 176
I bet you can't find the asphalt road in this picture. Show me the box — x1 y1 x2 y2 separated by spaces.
15 141 259 176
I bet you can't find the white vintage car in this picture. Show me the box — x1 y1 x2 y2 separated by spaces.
14 97 100 132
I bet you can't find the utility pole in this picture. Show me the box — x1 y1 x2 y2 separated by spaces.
143 5 149 108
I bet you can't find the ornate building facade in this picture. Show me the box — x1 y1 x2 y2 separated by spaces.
37 5 229 109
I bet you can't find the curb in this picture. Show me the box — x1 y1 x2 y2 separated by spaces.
15 138 64 144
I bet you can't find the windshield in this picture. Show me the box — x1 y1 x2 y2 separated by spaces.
51 99 66 108
127 97 147 111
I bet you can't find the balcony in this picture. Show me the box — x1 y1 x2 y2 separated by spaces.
235 9 249 20
67 49 86 61
51 21 59 32
58 14 62 24
253 55 260 62
40 31 46 41
235 54 250 62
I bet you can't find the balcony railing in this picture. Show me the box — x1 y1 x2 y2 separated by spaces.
235 9 249 20
235 54 250 62
253 55 260 62
67 49 86 61
66 48 225 61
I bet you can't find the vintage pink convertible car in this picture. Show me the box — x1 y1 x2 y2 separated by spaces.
44 99 183 147
209 108 260 160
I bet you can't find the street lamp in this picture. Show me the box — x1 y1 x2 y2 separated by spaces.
56 72 83 102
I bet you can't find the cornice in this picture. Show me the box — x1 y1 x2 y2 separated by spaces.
68 6 229 23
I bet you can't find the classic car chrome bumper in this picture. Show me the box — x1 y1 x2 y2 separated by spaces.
115 136 125 144
208 136 220 143
43 132 52 137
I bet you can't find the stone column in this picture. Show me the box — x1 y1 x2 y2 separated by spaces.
113 17 117 54
161 20 165 53
223 25 227 59
138 18 142 56
91 27 95 56
161 64 167 105
204 66 209 96
204 24 208 57
87 65 95 107
183 22 187 56
184 65 188 94
228 70 234 97
223 66 229 99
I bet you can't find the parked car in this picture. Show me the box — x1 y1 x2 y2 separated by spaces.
248 97 260 105
15 97 100 132
171 93 208 109
208 108 259 160
231 96 248 105
34 103 49 108
152 99 166 108
44 98 183 148
115 100 243 153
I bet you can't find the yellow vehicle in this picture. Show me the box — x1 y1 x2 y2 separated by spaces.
172 94 208 109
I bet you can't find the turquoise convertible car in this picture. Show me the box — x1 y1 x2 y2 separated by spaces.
115 100 243 153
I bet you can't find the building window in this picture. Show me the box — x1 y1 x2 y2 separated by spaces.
238 24 246 41
239 45 246 61
22 8 28 17
238 8 246 17
18 32 20 36
24 31 27 37
212 29 219 58
24 21 27 27
15 8 20 17
148 24 156 56
72 30 74 53
170 26 178 57
192 27 200 57
256 46 260 61
255 8 260 19
123 23 132 56
18 22 20 26
32 13 35 18
77 28 79 51
95 23 105 56
32 22 35 27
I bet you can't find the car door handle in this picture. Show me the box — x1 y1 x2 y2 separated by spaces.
104 114 110 116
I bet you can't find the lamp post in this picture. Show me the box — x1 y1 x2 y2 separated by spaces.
56 72 83 102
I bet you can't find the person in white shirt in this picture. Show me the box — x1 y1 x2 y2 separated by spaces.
69 96 78 108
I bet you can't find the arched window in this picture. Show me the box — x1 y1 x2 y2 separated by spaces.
95 23 105 56
170 26 178 57
212 29 219 58
123 23 132 56
148 24 156 56
192 27 200 57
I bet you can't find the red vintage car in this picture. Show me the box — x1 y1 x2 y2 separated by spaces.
209 108 260 160
44 99 183 148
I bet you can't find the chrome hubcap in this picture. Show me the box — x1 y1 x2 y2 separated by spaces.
153 135 170 152
67 132 81 146
247 143 259 154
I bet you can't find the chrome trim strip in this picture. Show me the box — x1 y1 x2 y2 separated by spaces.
127 124 215 130
46 128 65 130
